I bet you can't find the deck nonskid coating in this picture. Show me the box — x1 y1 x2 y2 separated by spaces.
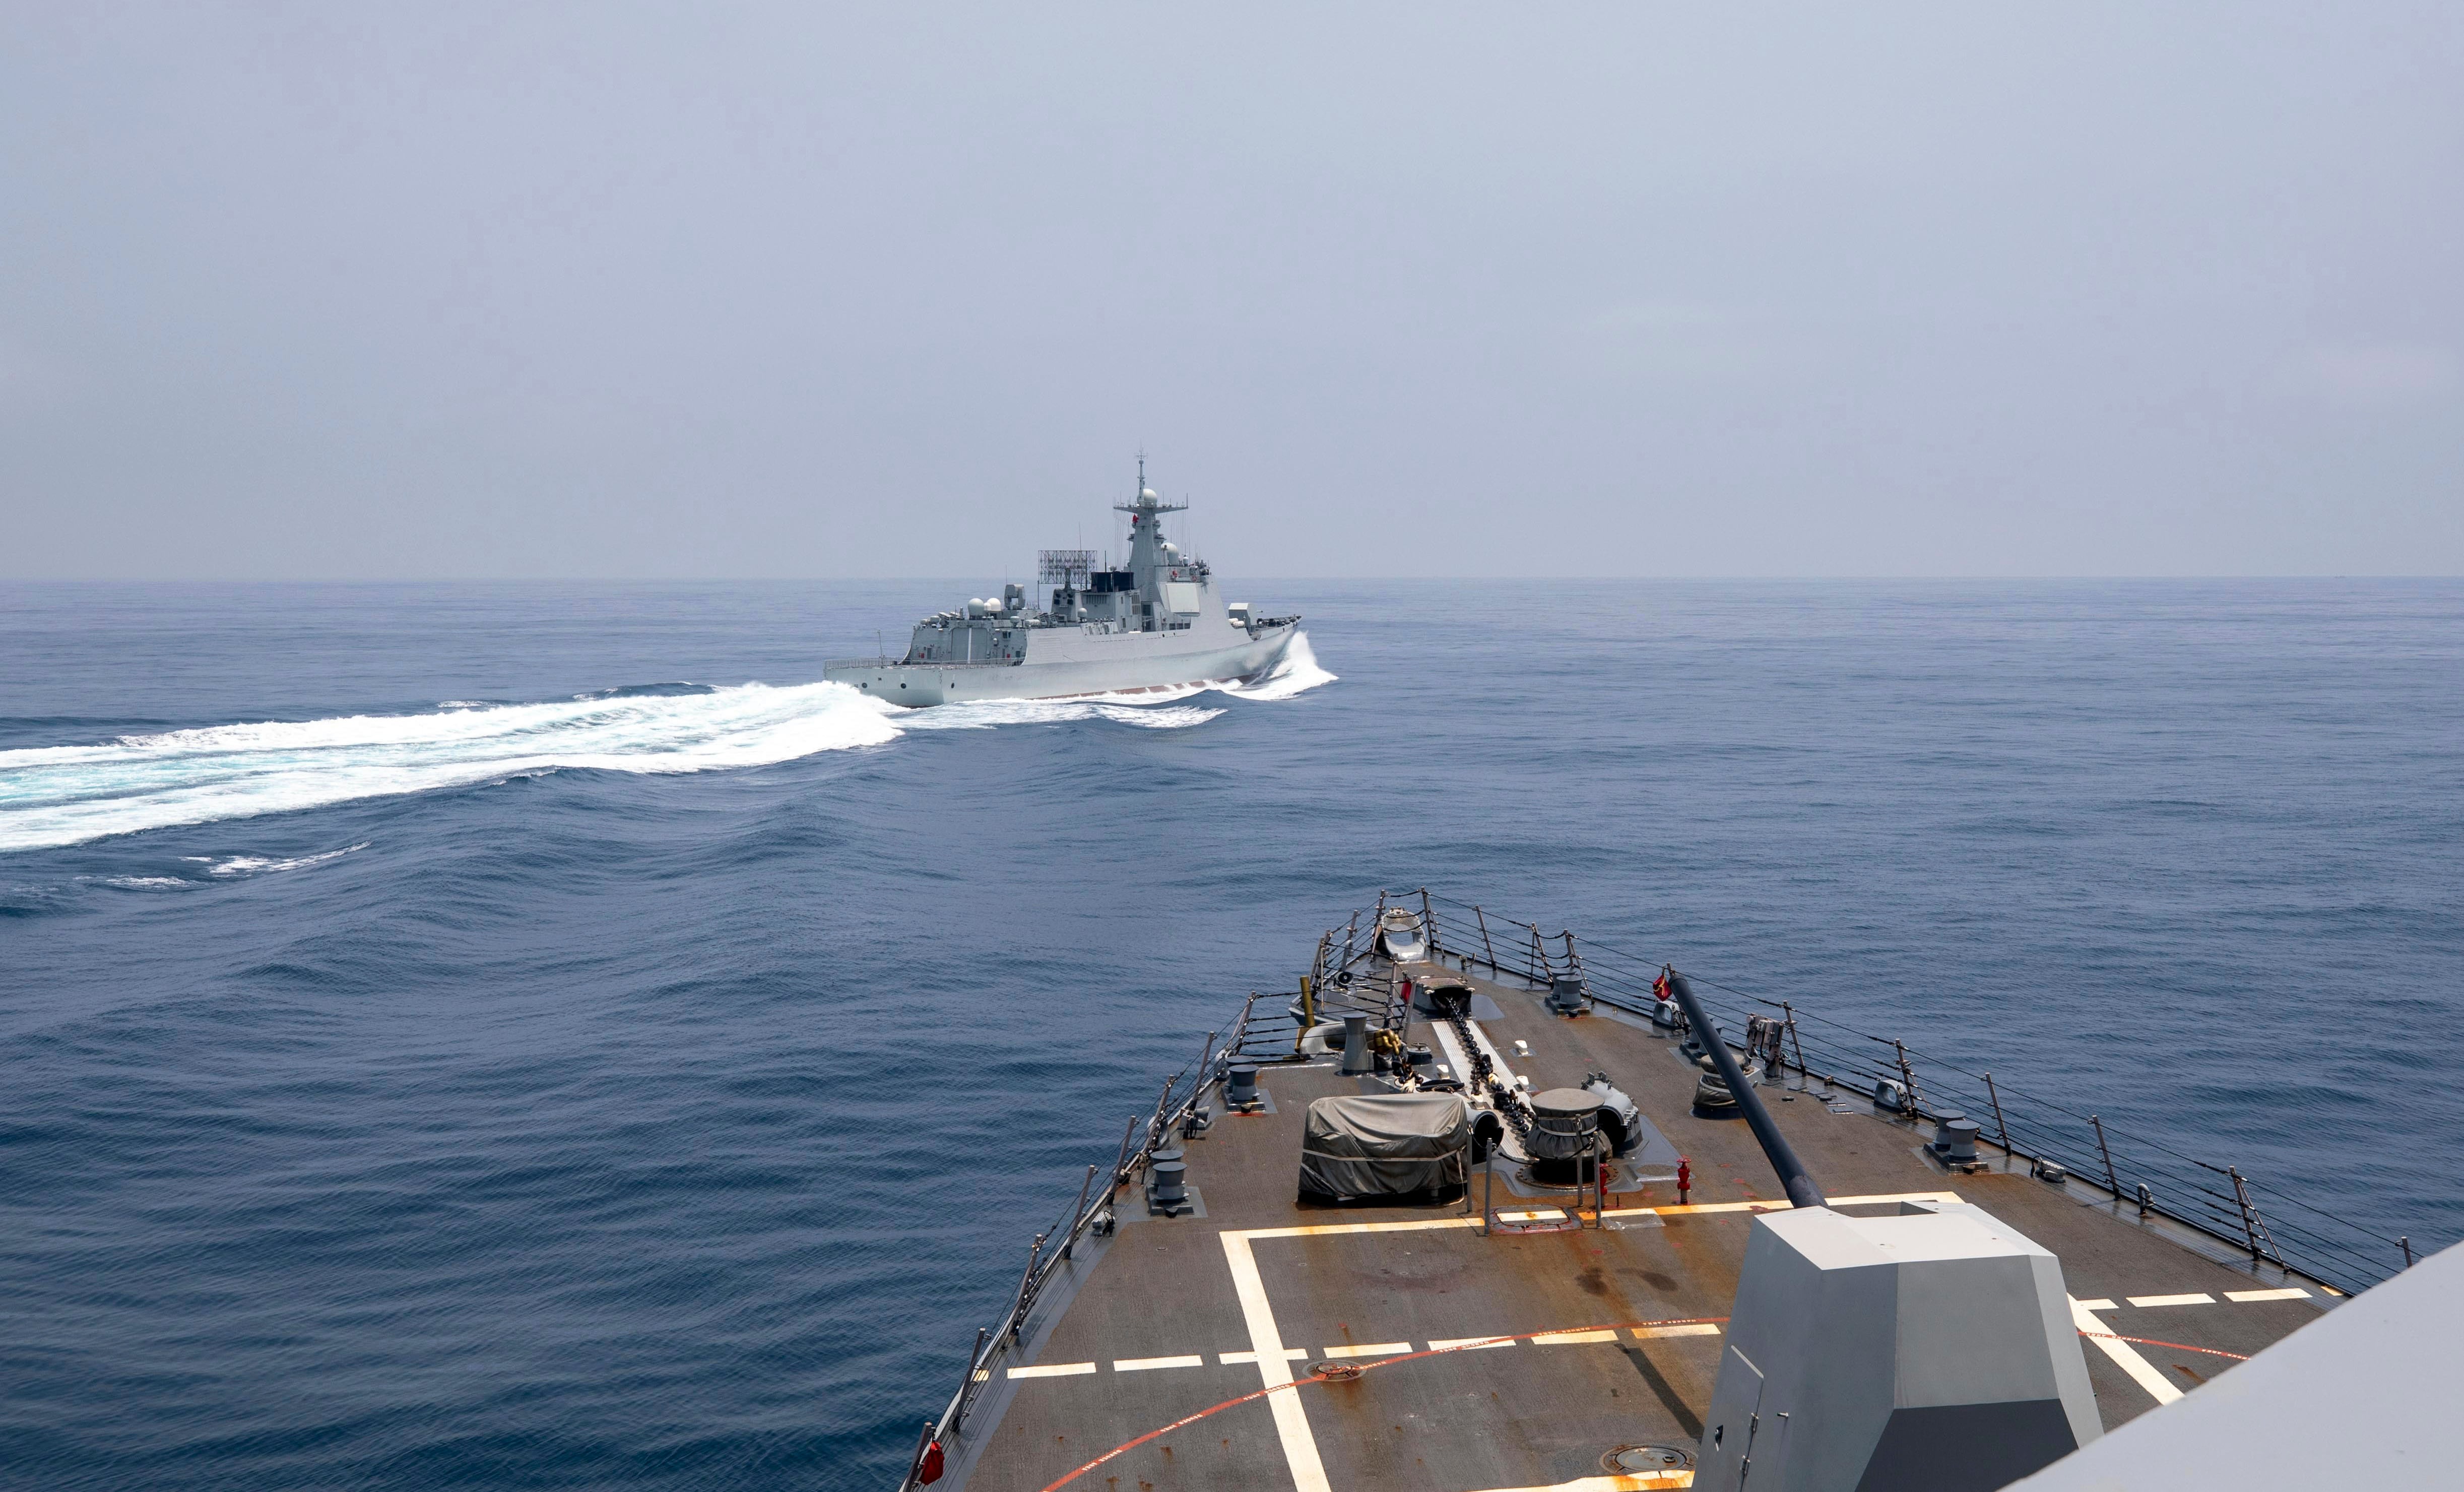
951 965 2322 1492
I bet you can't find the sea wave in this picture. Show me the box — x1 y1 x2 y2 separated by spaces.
0 683 901 852
0 633 1334 852
1222 631 1337 701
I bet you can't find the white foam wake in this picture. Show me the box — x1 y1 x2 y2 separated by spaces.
0 683 901 853
1222 631 1337 701
0 632 1335 853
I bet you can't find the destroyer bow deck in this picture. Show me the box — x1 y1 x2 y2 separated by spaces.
898 895 2388 1492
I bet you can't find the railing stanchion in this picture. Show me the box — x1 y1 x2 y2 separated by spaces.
1476 905 1496 971
1005 1232 1047 1341
2092 1115 2120 1199
1060 1163 1098 1260
1893 1040 1921 1115
898 1416 937 1492
950 1325 990 1433
2227 1166 2284 1266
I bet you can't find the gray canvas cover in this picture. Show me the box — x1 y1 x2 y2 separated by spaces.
1299 1092 1471 1198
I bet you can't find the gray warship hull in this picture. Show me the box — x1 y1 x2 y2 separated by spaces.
827 618 1298 708
826 465 1303 708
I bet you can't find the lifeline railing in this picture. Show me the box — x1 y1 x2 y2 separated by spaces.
896 890 2422 1488
895 989 1290 1491
1401 887 2417 1300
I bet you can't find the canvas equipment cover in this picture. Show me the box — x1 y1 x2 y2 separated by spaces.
1298 1092 1471 1199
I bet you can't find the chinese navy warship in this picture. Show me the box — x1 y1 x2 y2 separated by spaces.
889 892 2450 1491
825 464 1299 707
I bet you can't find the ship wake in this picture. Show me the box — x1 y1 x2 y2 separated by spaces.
0 634 1335 852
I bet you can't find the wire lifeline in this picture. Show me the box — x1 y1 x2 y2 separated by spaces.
1429 893 2402 1260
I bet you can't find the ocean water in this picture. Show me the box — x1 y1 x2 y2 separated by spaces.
3 578 2458 1489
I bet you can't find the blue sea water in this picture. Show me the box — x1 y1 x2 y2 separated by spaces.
3 578 2459 1490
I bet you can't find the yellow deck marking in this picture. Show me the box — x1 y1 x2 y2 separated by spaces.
1633 1323 1722 1339
1430 1335 1517 1350
1220 1231 1334 1492
2126 1292 2215 1307
2072 1298 2117 1311
1319 1341 1412 1358
1113 1355 1204 1372
1604 1200 1788 1218
1207 1208 1750 1492
1218 1347 1310 1365
2070 1295 2181 1404
2225 1287 2309 1303
1530 1329 1621 1345
1008 1363 1097 1379
1499 1209 1567 1222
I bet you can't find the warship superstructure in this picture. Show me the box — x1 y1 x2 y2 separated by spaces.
889 892 2442 1492
826 464 1299 707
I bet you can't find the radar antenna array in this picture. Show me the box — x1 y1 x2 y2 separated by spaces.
1038 549 1096 589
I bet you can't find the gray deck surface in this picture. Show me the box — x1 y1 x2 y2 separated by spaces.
949 962 2326 1492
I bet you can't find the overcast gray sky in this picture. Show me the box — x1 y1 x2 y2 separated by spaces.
4 3 2457 579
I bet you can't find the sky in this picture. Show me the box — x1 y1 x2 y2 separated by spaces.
3 3 2458 579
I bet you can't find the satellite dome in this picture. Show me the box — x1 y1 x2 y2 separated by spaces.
1141 487 1158 500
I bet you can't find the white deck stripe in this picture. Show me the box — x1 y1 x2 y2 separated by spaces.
2071 1298 2117 1311
1530 1329 1619 1345
1237 1217 1482 1242
1633 1323 1722 1339
1007 1363 1096 1379
2071 1295 2182 1405
1469 1475 1694 1491
2225 1288 2309 1303
1600 1191 1962 1220
2126 1292 2215 1308
1430 1335 1517 1350
1319 1341 1412 1358
1219 1347 1310 1365
1113 1355 1204 1372
1221 1230 1333 1492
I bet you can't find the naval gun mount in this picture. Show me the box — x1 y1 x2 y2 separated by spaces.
1663 972 2104 1492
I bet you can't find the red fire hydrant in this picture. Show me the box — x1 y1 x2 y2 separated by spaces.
1677 1157 1691 1205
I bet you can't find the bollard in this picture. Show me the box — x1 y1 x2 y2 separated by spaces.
1339 1013 1372 1075
1147 1146 1190 1216
1677 1157 1691 1204
1225 1064 1262 1112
